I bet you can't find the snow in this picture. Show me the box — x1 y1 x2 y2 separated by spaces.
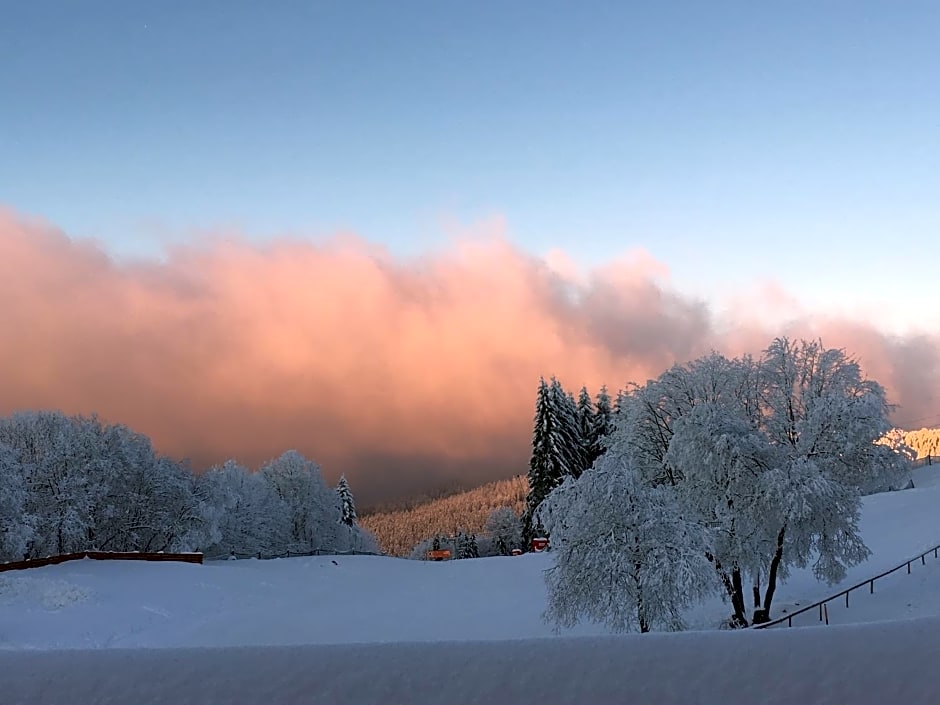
0 553 608 650
2 619 940 705
1 466 938 703
1 468 939 651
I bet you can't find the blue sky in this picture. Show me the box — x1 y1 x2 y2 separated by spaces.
2 1 938 328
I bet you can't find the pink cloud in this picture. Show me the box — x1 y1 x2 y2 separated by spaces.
1 207 937 503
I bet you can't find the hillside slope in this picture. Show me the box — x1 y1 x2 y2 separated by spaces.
360 475 527 556
1 466 938 650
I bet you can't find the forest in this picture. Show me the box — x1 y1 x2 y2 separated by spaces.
0 411 376 563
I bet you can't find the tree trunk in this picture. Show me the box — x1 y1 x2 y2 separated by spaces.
635 565 650 632
731 568 747 626
751 571 770 624
706 552 748 627
761 525 787 618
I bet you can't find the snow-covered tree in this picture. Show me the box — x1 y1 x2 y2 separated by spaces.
260 450 340 553
604 338 908 625
338 522 381 554
523 377 582 542
592 385 614 457
336 475 357 526
0 412 108 556
575 386 596 472
539 456 713 633
551 379 583 478
88 423 208 553
454 530 479 559
665 400 778 626
199 460 289 557
744 338 906 620
484 507 522 555
0 442 31 561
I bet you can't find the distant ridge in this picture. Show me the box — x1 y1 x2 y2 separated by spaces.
360 475 528 556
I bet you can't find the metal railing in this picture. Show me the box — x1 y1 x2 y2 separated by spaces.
754 542 940 629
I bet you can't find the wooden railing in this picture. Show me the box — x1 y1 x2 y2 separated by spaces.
754 543 940 629
0 551 204 573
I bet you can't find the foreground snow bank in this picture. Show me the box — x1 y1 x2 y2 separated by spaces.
3 617 939 705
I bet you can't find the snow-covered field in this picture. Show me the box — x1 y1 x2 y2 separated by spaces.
2 466 939 703
3 618 940 705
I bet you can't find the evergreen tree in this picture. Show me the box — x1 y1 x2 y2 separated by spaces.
336 475 357 526
523 377 584 543
523 379 560 542
613 387 629 416
454 530 479 559
550 377 583 479
592 385 614 463
466 532 479 559
575 386 596 474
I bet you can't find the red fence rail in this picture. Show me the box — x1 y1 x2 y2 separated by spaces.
0 551 204 573
754 542 940 629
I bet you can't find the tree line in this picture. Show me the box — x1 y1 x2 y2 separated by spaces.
0 411 376 563
881 427 940 460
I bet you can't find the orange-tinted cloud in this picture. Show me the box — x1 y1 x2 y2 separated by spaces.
1 208 937 504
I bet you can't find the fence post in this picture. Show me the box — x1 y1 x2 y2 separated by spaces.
922 555 926 566
870 579 874 594
824 603 829 625
788 616 792 627
845 591 849 608
908 562 911 574
818 604 823 621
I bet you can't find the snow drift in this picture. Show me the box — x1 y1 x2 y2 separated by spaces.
2 618 939 705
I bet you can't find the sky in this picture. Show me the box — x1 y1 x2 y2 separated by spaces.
2 2 939 502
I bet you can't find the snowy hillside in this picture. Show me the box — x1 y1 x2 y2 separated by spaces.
1 468 939 704
1 465 939 650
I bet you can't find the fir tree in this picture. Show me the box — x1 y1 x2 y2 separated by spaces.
466 532 479 559
336 475 357 526
575 386 596 474
453 530 479 559
613 387 629 416
523 377 581 543
523 378 558 542
549 377 583 479
590 385 615 465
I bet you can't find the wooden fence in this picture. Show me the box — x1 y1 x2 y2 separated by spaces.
754 542 940 629
0 551 204 573
205 548 383 561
